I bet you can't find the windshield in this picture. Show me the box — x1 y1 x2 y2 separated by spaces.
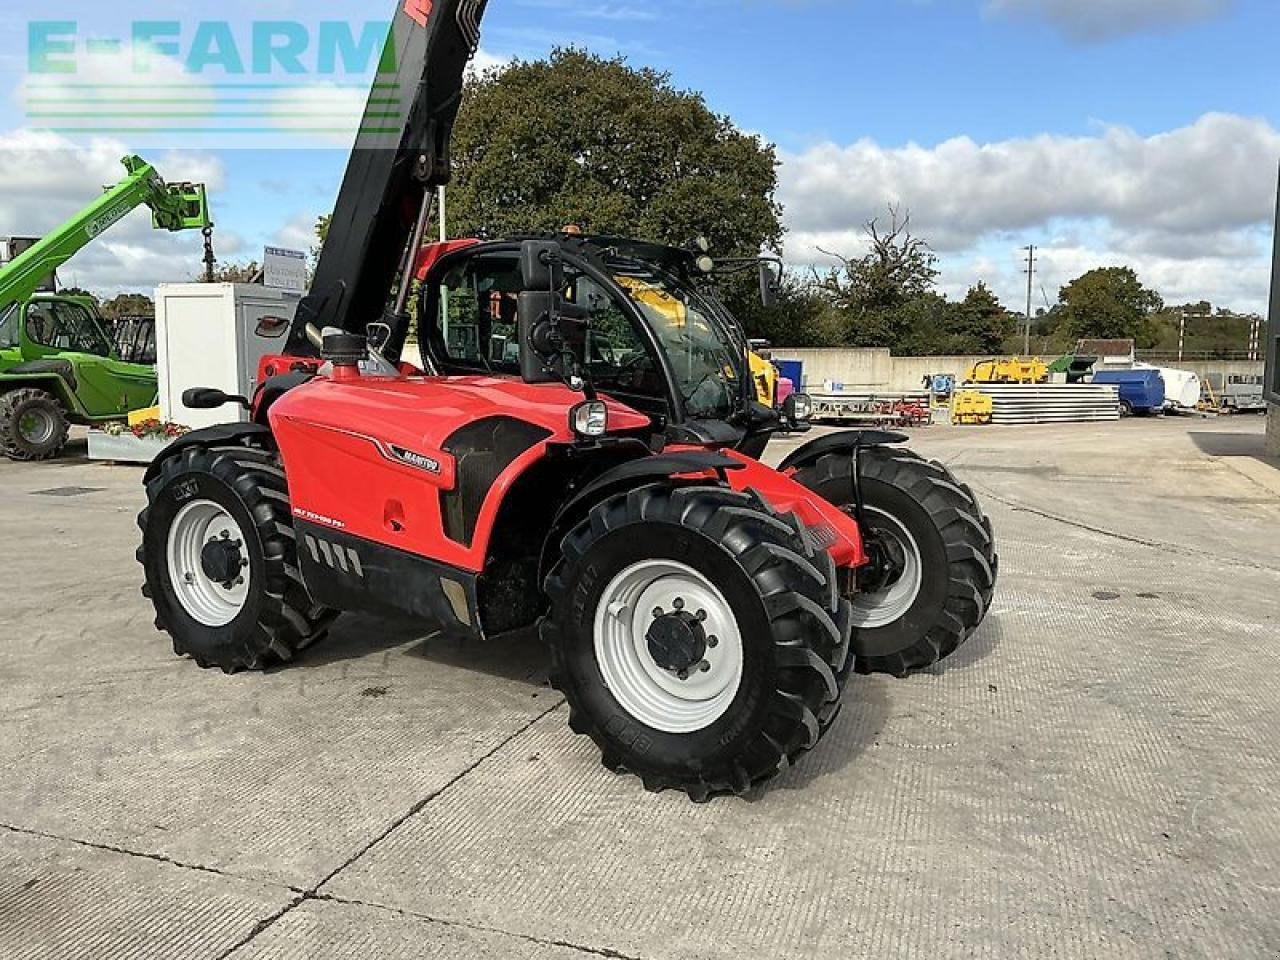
610 263 744 419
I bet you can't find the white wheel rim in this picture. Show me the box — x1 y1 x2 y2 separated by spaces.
593 559 744 734
18 408 55 445
166 499 251 628
849 507 923 629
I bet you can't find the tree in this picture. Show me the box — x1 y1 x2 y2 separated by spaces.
949 282 1018 355
200 261 262 284
100 293 154 320
818 207 940 348
738 271 841 348
1058 267 1162 345
448 49 782 262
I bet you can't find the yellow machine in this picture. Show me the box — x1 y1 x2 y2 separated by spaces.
965 357 1048 385
615 275 780 406
952 390 993 425
748 340 780 406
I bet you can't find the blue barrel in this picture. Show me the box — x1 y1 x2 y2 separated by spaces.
777 359 804 390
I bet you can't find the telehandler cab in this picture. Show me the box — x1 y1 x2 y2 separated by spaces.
137 0 996 800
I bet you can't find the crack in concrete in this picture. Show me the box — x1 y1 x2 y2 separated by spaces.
313 890 645 960
0 822 300 892
217 697 567 958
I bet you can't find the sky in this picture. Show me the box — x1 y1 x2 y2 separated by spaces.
1 0 1278 315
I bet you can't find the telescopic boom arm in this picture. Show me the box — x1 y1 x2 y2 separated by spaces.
0 155 211 315
288 0 491 355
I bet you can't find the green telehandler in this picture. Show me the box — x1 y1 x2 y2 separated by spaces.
0 155 211 461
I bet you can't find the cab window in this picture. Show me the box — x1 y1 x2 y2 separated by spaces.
434 254 523 373
26 301 112 357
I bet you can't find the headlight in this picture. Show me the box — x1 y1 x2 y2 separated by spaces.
788 393 813 421
571 400 608 438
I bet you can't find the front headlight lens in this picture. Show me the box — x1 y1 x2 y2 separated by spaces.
571 400 608 437
791 393 813 421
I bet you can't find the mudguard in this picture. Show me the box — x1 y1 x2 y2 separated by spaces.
776 429 908 474
538 449 743 580
143 422 273 483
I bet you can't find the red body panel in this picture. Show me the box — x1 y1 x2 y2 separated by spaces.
414 238 481 282
269 370 650 573
713 449 866 569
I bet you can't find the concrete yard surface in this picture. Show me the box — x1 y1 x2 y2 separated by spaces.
1 416 1277 958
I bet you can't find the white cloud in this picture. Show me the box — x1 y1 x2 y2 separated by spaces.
985 0 1233 42
0 130 232 297
779 113 1280 313
271 212 320 253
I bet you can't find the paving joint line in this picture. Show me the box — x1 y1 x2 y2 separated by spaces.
218 697 566 957
313 890 645 960
0 822 300 892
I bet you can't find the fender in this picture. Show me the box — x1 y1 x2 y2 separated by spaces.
538 449 743 581
776 429 908 474
0 371 85 417
143 422 274 483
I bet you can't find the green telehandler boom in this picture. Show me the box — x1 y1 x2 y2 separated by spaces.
0 154 212 461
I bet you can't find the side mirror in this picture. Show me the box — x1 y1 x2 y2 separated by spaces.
758 261 780 309
517 291 563 384
183 387 249 410
520 240 563 292
517 291 590 385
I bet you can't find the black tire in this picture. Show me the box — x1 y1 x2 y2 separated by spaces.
1119 399 1133 417
137 441 336 673
0 388 70 461
542 484 852 801
791 447 996 677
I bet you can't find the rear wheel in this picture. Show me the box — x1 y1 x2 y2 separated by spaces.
0 388 69 461
542 484 851 801
138 442 336 672
792 447 996 676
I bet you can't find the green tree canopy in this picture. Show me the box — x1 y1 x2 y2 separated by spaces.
1058 267 1163 344
100 293 154 319
447 49 782 259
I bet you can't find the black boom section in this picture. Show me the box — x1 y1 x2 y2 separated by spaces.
288 0 491 352
441 417 553 546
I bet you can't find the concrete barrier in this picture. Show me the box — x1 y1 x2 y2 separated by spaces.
775 347 1265 394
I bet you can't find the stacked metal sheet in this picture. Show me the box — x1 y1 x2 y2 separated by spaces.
974 383 1120 424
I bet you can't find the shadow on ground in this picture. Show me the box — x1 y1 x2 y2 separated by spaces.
289 613 549 689
1189 428 1278 464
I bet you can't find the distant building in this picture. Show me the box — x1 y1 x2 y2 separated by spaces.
1075 339 1136 367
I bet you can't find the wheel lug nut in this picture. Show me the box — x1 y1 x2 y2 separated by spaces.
707 636 718 648
695 609 707 622
234 576 244 586
652 607 664 619
698 660 711 673
183 573 194 584
240 559 249 568
673 597 684 611
220 531 230 539
676 669 689 681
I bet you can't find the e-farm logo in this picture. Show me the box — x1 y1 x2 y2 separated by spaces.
24 18 408 146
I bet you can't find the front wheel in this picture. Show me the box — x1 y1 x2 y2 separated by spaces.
792 447 996 676
542 484 851 801
137 442 336 672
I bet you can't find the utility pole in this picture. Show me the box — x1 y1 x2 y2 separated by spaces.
1178 310 1186 363
1023 245 1036 356
1249 314 1261 362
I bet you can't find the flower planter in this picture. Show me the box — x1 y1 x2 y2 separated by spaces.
87 429 177 464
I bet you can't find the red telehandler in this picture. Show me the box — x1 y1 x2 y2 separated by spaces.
137 0 996 800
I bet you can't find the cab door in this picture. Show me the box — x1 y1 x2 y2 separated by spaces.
23 299 156 416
